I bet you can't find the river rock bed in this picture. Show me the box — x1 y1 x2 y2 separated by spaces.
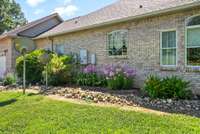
43 86 200 117
1 85 200 117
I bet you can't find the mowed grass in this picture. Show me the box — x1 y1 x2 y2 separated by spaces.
0 92 199 134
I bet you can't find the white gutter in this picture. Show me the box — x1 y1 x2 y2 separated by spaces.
34 1 200 40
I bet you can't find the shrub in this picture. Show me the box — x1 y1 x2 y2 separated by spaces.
144 75 191 99
75 65 107 86
16 49 48 84
45 54 72 86
3 73 16 86
143 75 162 98
75 73 107 87
161 76 191 99
102 64 136 90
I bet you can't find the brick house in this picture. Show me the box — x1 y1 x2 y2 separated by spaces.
1 0 200 94
0 13 63 77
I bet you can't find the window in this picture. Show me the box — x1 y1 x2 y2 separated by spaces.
186 15 200 66
55 44 65 55
107 30 128 56
160 30 177 66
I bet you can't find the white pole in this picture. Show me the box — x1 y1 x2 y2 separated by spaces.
23 55 26 94
45 66 48 89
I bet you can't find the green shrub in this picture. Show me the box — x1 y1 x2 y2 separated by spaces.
107 74 124 90
3 73 16 86
107 74 134 90
16 49 48 84
75 73 107 87
161 76 191 99
123 77 134 90
45 54 72 86
144 75 191 99
143 75 162 98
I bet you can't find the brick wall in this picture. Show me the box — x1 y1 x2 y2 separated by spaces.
35 8 200 94
0 38 13 73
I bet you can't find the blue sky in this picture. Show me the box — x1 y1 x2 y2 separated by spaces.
15 0 117 22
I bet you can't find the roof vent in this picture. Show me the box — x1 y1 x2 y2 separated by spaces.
139 5 143 8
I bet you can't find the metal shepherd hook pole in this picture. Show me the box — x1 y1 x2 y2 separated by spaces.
23 54 26 94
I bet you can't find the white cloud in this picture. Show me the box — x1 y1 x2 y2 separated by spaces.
53 5 78 17
34 9 44 15
26 0 46 7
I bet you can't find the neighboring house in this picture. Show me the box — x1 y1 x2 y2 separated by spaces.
1 0 200 94
0 13 63 78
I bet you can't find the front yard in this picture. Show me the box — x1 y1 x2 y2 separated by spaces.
0 91 199 134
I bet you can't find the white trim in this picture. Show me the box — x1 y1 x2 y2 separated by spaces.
34 2 200 39
160 29 178 67
185 15 200 67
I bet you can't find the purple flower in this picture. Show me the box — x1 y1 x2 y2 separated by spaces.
100 64 136 78
83 65 96 74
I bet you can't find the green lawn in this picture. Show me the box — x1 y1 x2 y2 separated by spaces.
0 92 199 134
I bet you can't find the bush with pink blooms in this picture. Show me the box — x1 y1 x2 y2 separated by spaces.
75 65 107 87
102 64 136 90
75 64 136 90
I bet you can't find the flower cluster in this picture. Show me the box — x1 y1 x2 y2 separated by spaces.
83 65 97 74
102 64 136 78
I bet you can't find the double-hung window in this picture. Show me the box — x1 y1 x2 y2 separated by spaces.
160 30 177 66
107 30 128 56
186 15 200 66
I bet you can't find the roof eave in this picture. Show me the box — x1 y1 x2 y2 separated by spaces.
34 1 200 40
0 13 63 41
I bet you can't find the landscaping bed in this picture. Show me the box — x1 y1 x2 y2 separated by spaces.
41 86 200 117
1 85 200 117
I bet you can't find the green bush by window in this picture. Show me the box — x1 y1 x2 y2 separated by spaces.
16 49 48 84
144 75 191 99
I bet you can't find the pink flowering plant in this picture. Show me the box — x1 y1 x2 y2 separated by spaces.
75 64 136 90
102 64 136 90
75 65 107 86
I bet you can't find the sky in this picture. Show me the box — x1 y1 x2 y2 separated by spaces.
15 0 117 22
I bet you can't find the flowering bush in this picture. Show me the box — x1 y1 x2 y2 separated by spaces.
75 65 107 87
74 64 136 90
102 64 136 78
102 64 136 90
83 65 97 74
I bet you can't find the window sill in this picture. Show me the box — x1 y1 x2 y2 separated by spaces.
160 66 177 71
108 55 128 59
186 66 200 73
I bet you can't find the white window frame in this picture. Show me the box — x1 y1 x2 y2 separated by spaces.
107 29 128 57
160 29 178 67
185 15 200 67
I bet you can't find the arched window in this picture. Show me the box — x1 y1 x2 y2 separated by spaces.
186 15 200 66
107 30 128 56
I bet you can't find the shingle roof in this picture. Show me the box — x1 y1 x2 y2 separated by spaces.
0 13 63 40
37 0 200 39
